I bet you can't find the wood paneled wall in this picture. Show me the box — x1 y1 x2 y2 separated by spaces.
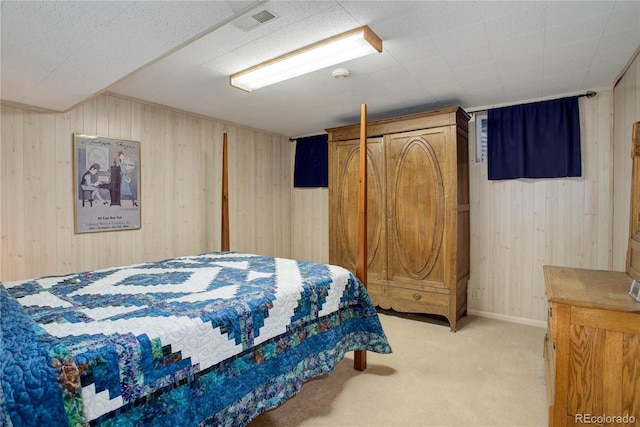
467 92 615 324
1 94 291 281
291 187 329 264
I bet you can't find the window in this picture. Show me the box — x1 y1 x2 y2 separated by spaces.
486 97 581 180
293 134 328 187
475 112 488 163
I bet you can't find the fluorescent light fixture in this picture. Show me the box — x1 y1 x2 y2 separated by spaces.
229 26 382 92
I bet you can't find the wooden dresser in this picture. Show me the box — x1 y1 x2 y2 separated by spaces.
327 107 470 331
543 265 640 427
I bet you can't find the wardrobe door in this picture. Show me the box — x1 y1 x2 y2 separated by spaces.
329 137 386 281
386 128 448 288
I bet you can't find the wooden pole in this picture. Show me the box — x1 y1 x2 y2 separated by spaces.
354 104 368 371
221 133 230 252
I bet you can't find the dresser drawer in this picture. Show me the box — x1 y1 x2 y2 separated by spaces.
543 330 555 406
547 303 556 347
544 302 556 407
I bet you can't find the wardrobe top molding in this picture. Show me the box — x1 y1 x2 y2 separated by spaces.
325 106 470 142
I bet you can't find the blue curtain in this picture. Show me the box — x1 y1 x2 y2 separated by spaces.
487 96 581 180
293 134 328 187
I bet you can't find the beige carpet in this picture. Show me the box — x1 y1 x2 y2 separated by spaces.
250 311 548 427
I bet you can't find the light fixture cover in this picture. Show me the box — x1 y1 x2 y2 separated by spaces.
230 26 382 92
332 68 351 79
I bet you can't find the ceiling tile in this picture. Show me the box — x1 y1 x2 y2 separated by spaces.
3 0 639 137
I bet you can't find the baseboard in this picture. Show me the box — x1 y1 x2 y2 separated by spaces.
467 309 546 329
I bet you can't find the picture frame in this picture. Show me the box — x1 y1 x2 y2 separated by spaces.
73 133 141 233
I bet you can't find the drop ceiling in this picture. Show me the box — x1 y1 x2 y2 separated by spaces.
2 1 639 138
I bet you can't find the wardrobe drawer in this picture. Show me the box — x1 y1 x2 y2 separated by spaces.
385 286 449 314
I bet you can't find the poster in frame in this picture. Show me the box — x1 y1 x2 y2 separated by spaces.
73 133 141 233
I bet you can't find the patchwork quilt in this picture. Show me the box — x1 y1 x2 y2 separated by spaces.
0 252 391 427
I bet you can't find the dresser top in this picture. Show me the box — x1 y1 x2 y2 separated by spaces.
544 265 640 312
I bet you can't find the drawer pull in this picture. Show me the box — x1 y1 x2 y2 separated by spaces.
413 293 422 300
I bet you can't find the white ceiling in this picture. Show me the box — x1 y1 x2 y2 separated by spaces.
2 1 639 138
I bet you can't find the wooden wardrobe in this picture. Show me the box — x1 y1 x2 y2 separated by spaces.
327 107 470 331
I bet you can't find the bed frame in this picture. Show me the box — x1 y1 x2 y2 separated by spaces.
0 106 386 427
354 104 368 371
220 104 370 371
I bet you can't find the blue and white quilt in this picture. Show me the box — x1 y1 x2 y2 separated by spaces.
0 252 391 427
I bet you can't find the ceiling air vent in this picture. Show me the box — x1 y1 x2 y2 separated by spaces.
233 9 279 32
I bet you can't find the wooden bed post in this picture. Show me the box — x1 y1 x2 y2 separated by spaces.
221 133 230 252
354 104 368 371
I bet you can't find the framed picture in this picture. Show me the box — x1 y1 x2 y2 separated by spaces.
73 133 141 233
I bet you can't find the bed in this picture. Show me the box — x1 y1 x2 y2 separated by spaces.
0 251 391 426
1 105 384 427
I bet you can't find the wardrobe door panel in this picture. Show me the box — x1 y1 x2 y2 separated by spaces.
386 129 447 287
329 138 386 280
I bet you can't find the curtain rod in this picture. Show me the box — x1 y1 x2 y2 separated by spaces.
289 133 328 142
579 90 597 98
466 90 597 114
289 91 598 136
